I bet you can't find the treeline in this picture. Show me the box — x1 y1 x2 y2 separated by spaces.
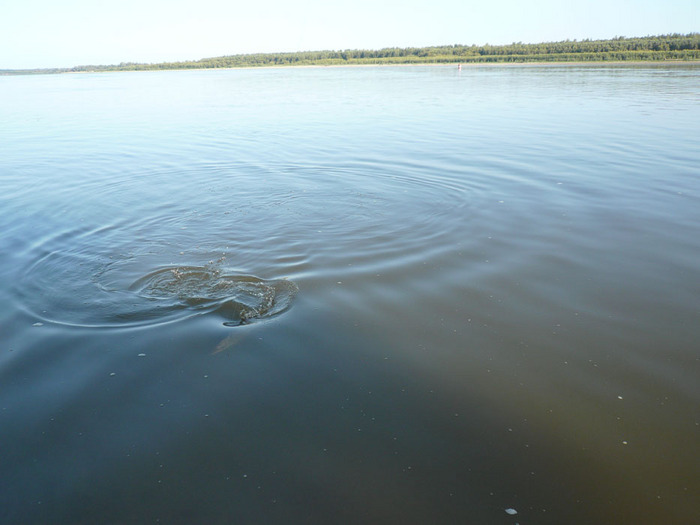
3 34 699 75
100 34 700 70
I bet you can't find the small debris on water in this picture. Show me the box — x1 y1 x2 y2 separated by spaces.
109 372 116 376
33 322 43 327
138 353 146 357
505 508 518 515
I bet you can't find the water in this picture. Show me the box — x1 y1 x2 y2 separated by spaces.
1 64 698 524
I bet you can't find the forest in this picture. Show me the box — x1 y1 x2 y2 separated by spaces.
3 33 699 75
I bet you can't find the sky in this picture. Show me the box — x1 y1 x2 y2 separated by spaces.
1 0 698 69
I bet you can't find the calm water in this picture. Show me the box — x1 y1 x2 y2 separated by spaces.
1 64 698 524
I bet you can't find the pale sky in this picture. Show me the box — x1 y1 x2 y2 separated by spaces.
1 0 698 69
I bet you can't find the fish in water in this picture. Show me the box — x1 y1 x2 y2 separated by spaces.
129 265 298 327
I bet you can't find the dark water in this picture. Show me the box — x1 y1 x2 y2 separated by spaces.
1 64 698 524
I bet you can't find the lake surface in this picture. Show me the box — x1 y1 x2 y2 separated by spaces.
1 64 698 524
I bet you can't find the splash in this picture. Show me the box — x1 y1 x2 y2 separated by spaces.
16 240 298 328
129 266 298 327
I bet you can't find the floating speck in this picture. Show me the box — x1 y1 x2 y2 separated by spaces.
109 372 116 376
505 508 518 515
33 322 44 327
617 395 623 400
138 353 146 357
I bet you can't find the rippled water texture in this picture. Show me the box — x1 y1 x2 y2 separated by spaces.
19 244 297 328
1 65 699 524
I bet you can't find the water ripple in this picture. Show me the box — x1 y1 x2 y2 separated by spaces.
16 234 297 328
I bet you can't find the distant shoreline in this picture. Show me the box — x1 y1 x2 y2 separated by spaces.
5 60 700 77
2 34 698 75
4 60 699 77
260 60 700 69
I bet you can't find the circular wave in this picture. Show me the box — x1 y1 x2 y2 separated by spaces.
13 157 513 328
16 237 297 329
